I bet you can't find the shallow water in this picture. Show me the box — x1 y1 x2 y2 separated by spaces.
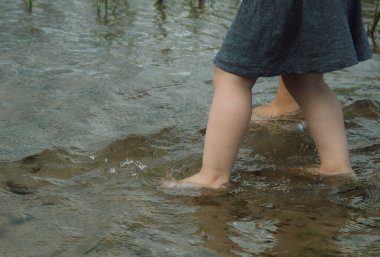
0 0 380 256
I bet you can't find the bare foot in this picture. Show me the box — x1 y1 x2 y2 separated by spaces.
252 102 302 121
162 172 229 189
317 168 355 177
286 165 355 181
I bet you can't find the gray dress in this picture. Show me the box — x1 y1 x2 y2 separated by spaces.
214 0 372 77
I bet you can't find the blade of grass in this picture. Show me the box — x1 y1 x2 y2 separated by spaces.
104 0 108 23
26 0 33 14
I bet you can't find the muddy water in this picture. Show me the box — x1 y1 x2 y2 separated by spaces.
0 0 379 256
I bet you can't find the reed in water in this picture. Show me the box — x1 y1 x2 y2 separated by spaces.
369 0 380 47
26 0 32 14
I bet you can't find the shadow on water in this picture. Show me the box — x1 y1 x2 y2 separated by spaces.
0 99 379 256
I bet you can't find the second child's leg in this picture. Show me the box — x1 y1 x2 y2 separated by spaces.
178 67 256 188
282 73 353 175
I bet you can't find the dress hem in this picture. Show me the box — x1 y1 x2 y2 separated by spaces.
213 53 372 78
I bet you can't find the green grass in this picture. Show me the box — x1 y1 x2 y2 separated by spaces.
26 0 32 14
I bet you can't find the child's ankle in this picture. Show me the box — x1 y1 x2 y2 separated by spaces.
183 169 230 188
319 164 353 176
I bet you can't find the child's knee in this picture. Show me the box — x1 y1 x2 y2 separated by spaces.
213 66 256 90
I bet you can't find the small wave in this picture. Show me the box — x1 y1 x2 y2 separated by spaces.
344 99 380 119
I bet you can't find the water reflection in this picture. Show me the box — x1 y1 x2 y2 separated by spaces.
190 179 380 257
154 0 167 37
38 0 210 26
188 0 206 18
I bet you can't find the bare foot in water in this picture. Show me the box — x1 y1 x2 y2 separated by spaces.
162 172 229 189
286 165 355 179
252 78 302 120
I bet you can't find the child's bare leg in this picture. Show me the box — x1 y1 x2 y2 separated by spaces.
179 67 256 188
252 78 301 118
281 73 353 175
